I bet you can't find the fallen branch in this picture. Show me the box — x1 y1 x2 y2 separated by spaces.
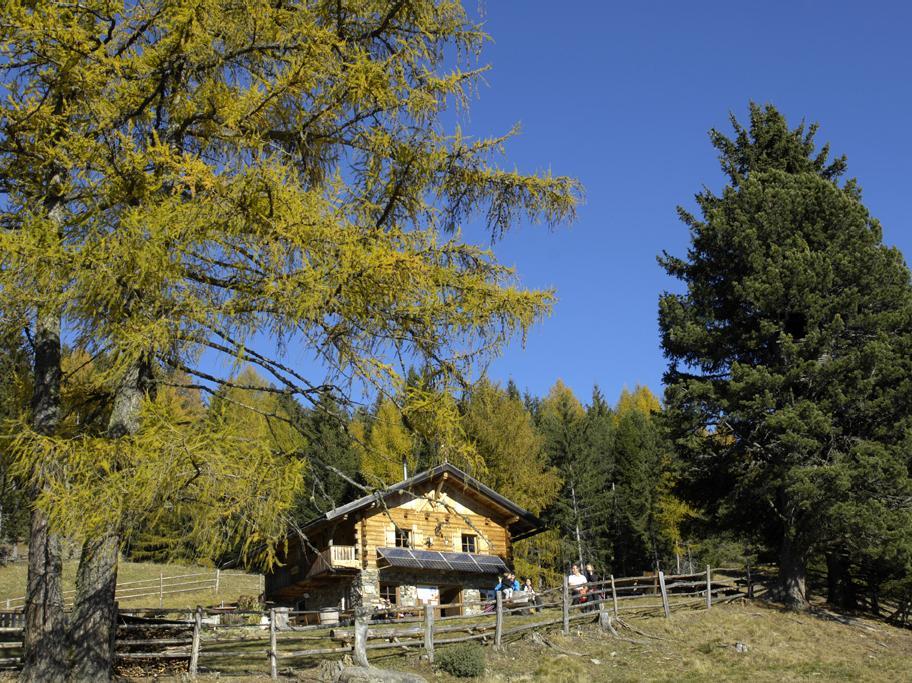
530 630 586 657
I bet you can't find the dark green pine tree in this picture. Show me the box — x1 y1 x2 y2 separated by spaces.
289 391 362 524
611 407 665 575
659 103 912 609
506 378 521 402
538 381 612 569
576 386 615 571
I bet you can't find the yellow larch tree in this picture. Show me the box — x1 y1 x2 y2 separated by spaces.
0 2 581 678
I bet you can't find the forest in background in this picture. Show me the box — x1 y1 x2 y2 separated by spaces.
2 359 684 593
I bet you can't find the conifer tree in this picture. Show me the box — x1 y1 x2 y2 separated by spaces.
460 378 561 585
289 391 361 524
573 386 614 570
461 379 560 515
659 103 912 608
611 394 666 574
538 381 592 567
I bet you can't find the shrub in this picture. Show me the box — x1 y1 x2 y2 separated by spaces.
436 642 485 678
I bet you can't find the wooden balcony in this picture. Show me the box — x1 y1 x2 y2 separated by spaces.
307 545 361 578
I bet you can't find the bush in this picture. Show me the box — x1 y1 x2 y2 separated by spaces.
436 642 485 678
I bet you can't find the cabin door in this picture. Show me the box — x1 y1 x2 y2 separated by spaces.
439 586 463 617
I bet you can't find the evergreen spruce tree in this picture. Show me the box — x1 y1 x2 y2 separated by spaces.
659 103 912 608
460 379 562 586
575 386 615 570
611 395 665 574
539 381 602 568
290 391 361 523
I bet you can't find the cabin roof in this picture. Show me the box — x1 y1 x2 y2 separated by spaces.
303 463 544 541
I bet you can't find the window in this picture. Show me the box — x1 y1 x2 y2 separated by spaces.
461 534 477 553
395 527 411 548
379 584 398 605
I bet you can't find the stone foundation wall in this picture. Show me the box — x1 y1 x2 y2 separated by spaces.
462 588 482 615
284 579 353 611
351 568 381 609
377 569 494 612
299 570 497 614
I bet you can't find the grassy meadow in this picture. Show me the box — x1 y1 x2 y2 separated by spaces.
383 600 912 683
0 560 262 610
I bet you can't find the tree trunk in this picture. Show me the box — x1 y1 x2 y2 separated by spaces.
826 553 840 606
826 552 856 610
780 533 808 610
826 552 858 610
569 478 584 566
68 533 119 682
21 311 67 683
68 359 148 681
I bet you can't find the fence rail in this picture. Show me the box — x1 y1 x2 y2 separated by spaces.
1 569 263 610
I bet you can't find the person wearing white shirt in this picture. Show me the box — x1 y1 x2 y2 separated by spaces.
567 563 588 605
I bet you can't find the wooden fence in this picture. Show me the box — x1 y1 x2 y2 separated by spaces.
2 569 263 610
0 566 756 676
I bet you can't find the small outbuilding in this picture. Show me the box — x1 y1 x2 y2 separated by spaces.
265 463 543 616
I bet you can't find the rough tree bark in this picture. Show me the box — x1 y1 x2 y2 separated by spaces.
20 310 67 683
68 533 119 682
68 359 148 681
780 531 808 610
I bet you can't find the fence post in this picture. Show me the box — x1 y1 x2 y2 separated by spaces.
268 607 278 679
747 564 754 599
189 606 202 679
159 572 164 609
706 566 712 610
353 606 369 668
658 571 670 618
424 603 435 664
610 574 618 617
215 569 221 595
494 591 503 647
562 575 570 635
597 584 608 629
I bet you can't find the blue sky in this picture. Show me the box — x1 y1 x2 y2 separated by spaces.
460 0 912 403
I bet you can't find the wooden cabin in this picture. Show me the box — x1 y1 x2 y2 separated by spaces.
265 463 543 616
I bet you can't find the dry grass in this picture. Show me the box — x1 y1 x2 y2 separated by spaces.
158 600 912 682
0 560 262 610
383 600 912 683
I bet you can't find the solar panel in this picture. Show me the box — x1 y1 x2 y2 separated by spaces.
378 547 410 559
440 552 480 573
418 552 450 570
378 547 507 573
473 555 508 574
377 547 422 568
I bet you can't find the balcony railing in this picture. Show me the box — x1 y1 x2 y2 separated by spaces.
306 545 361 578
324 545 360 567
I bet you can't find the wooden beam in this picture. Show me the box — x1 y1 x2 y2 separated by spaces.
434 472 449 500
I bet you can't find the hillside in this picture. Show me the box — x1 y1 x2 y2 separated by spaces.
381 601 912 683
0 560 262 610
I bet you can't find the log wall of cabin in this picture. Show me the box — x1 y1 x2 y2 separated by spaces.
359 498 510 567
